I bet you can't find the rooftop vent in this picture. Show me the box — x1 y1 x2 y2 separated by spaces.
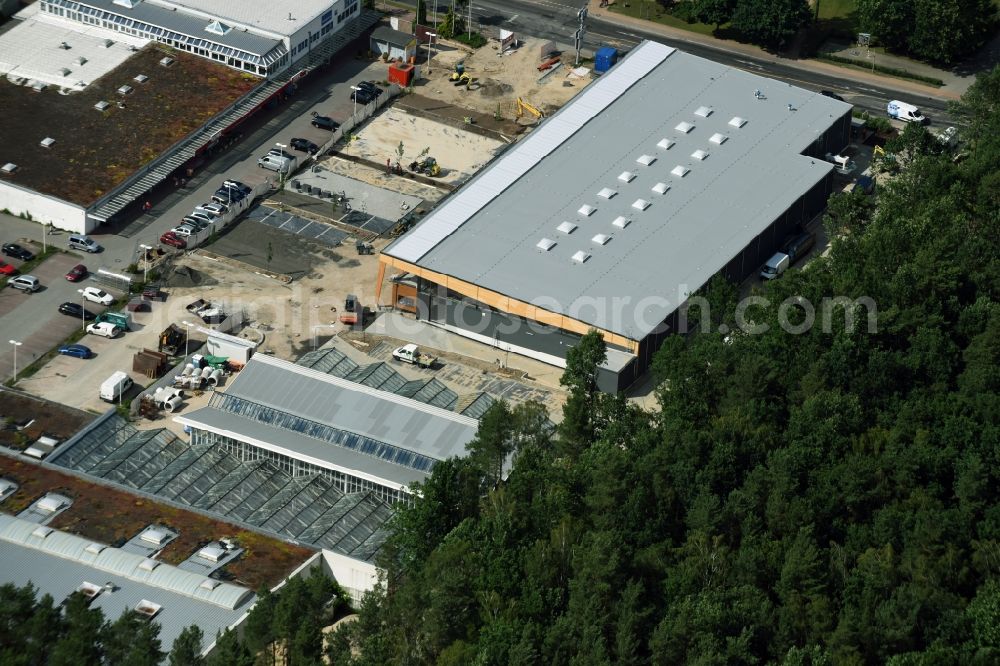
709 133 728 145
94 100 110 111
117 84 133 95
578 204 596 217
1 163 18 174
30 81 47 92
632 199 650 211
40 137 56 148
135 600 162 619
59 41 70 50
652 182 669 194
133 74 148 83
691 149 708 160
612 215 631 229
0 478 17 497
618 171 635 183
197 545 226 562
159 57 175 68
694 106 713 117
592 233 611 245
597 187 616 199
571 250 590 264
729 116 747 128
536 237 556 251
657 138 674 150
32 526 53 538
138 558 160 572
675 121 694 133
671 165 690 178
77 582 102 599
199 579 221 590
557 221 577 234
76 56 87 66
84 542 105 555
59 68 71 77
140 528 168 545
37 496 64 512
103 39 114 48
636 154 656 166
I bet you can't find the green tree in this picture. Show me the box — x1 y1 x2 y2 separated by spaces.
689 0 736 29
559 329 607 454
169 625 205 666
858 0 997 63
731 0 811 49
206 629 253 666
102 610 164 666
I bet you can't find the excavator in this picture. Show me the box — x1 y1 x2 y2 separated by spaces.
409 156 441 177
450 62 478 89
516 98 544 119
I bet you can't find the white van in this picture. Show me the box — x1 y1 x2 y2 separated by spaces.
257 153 297 174
68 234 102 253
100 371 133 402
86 322 121 338
760 252 790 280
887 100 927 124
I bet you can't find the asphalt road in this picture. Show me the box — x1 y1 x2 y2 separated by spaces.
415 0 960 126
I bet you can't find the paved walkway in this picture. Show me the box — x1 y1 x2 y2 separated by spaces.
591 0 982 100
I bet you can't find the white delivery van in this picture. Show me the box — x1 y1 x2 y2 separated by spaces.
760 252 790 280
887 100 927 124
256 153 297 174
100 371 133 402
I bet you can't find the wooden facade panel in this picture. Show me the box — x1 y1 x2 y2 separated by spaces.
505 298 535 318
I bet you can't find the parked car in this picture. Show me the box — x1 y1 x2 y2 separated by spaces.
211 188 244 205
257 153 296 174
0 261 16 276
86 322 120 338
289 137 319 154
820 90 845 102
58 302 97 320
350 88 376 104
311 115 339 131
171 226 196 238
159 231 187 249
65 264 88 281
57 343 93 359
222 180 253 196
9 275 40 292
81 286 114 306
356 80 383 97
182 215 211 230
194 203 227 218
2 243 34 261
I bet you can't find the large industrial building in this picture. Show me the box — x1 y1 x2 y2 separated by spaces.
378 40 852 391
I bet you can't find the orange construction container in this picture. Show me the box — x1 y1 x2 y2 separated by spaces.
388 62 414 86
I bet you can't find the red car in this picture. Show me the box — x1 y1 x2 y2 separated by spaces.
65 264 88 281
160 231 187 249
0 261 16 276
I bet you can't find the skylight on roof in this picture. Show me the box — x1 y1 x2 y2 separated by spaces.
694 106 713 117
709 133 728 145
592 233 611 245
557 221 577 234
652 182 669 194
31 526 52 538
85 543 105 555
632 199 650 211
572 250 591 263
657 138 674 150
675 121 694 133
671 165 690 178
597 187 617 199
537 237 557 251
691 149 708 160
139 559 160 571
199 579 221 590
612 216 631 229
729 116 747 128
578 204 596 216
205 20 232 36
618 171 635 183
636 154 656 166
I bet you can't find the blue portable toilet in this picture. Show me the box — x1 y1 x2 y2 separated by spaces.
594 47 618 73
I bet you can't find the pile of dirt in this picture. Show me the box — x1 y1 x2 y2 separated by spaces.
479 80 514 98
160 264 219 288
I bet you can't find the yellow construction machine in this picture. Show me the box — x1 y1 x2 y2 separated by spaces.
516 98 543 119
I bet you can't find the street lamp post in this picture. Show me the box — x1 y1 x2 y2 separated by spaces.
77 289 87 332
8 340 22 382
274 142 288 186
182 321 195 358
138 244 153 283
425 32 437 74
349 86 361 123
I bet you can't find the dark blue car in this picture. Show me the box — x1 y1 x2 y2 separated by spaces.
58 344 92 359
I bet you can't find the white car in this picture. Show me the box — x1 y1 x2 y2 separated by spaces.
81 286 114 306
86 322 120 338
171 226 196 237
194 203 227 218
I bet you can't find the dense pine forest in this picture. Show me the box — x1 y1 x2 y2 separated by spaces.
327 69 1000 665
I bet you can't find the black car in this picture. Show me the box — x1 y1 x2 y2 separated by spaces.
356 81 384 97
211 188 246 205
350 89 376 104
222 180 253 196
311 115 339 131
290 137 319 154
58 302 97 320
820 90 845 102
2 243 34 261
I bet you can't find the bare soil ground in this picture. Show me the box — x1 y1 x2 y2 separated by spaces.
0 455 314 589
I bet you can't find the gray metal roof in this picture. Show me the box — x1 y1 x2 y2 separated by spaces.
152 0 335 38
176 354 478 487
371 26 417 47
0 513 252 650
385 40 850 339
73 0 282 55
